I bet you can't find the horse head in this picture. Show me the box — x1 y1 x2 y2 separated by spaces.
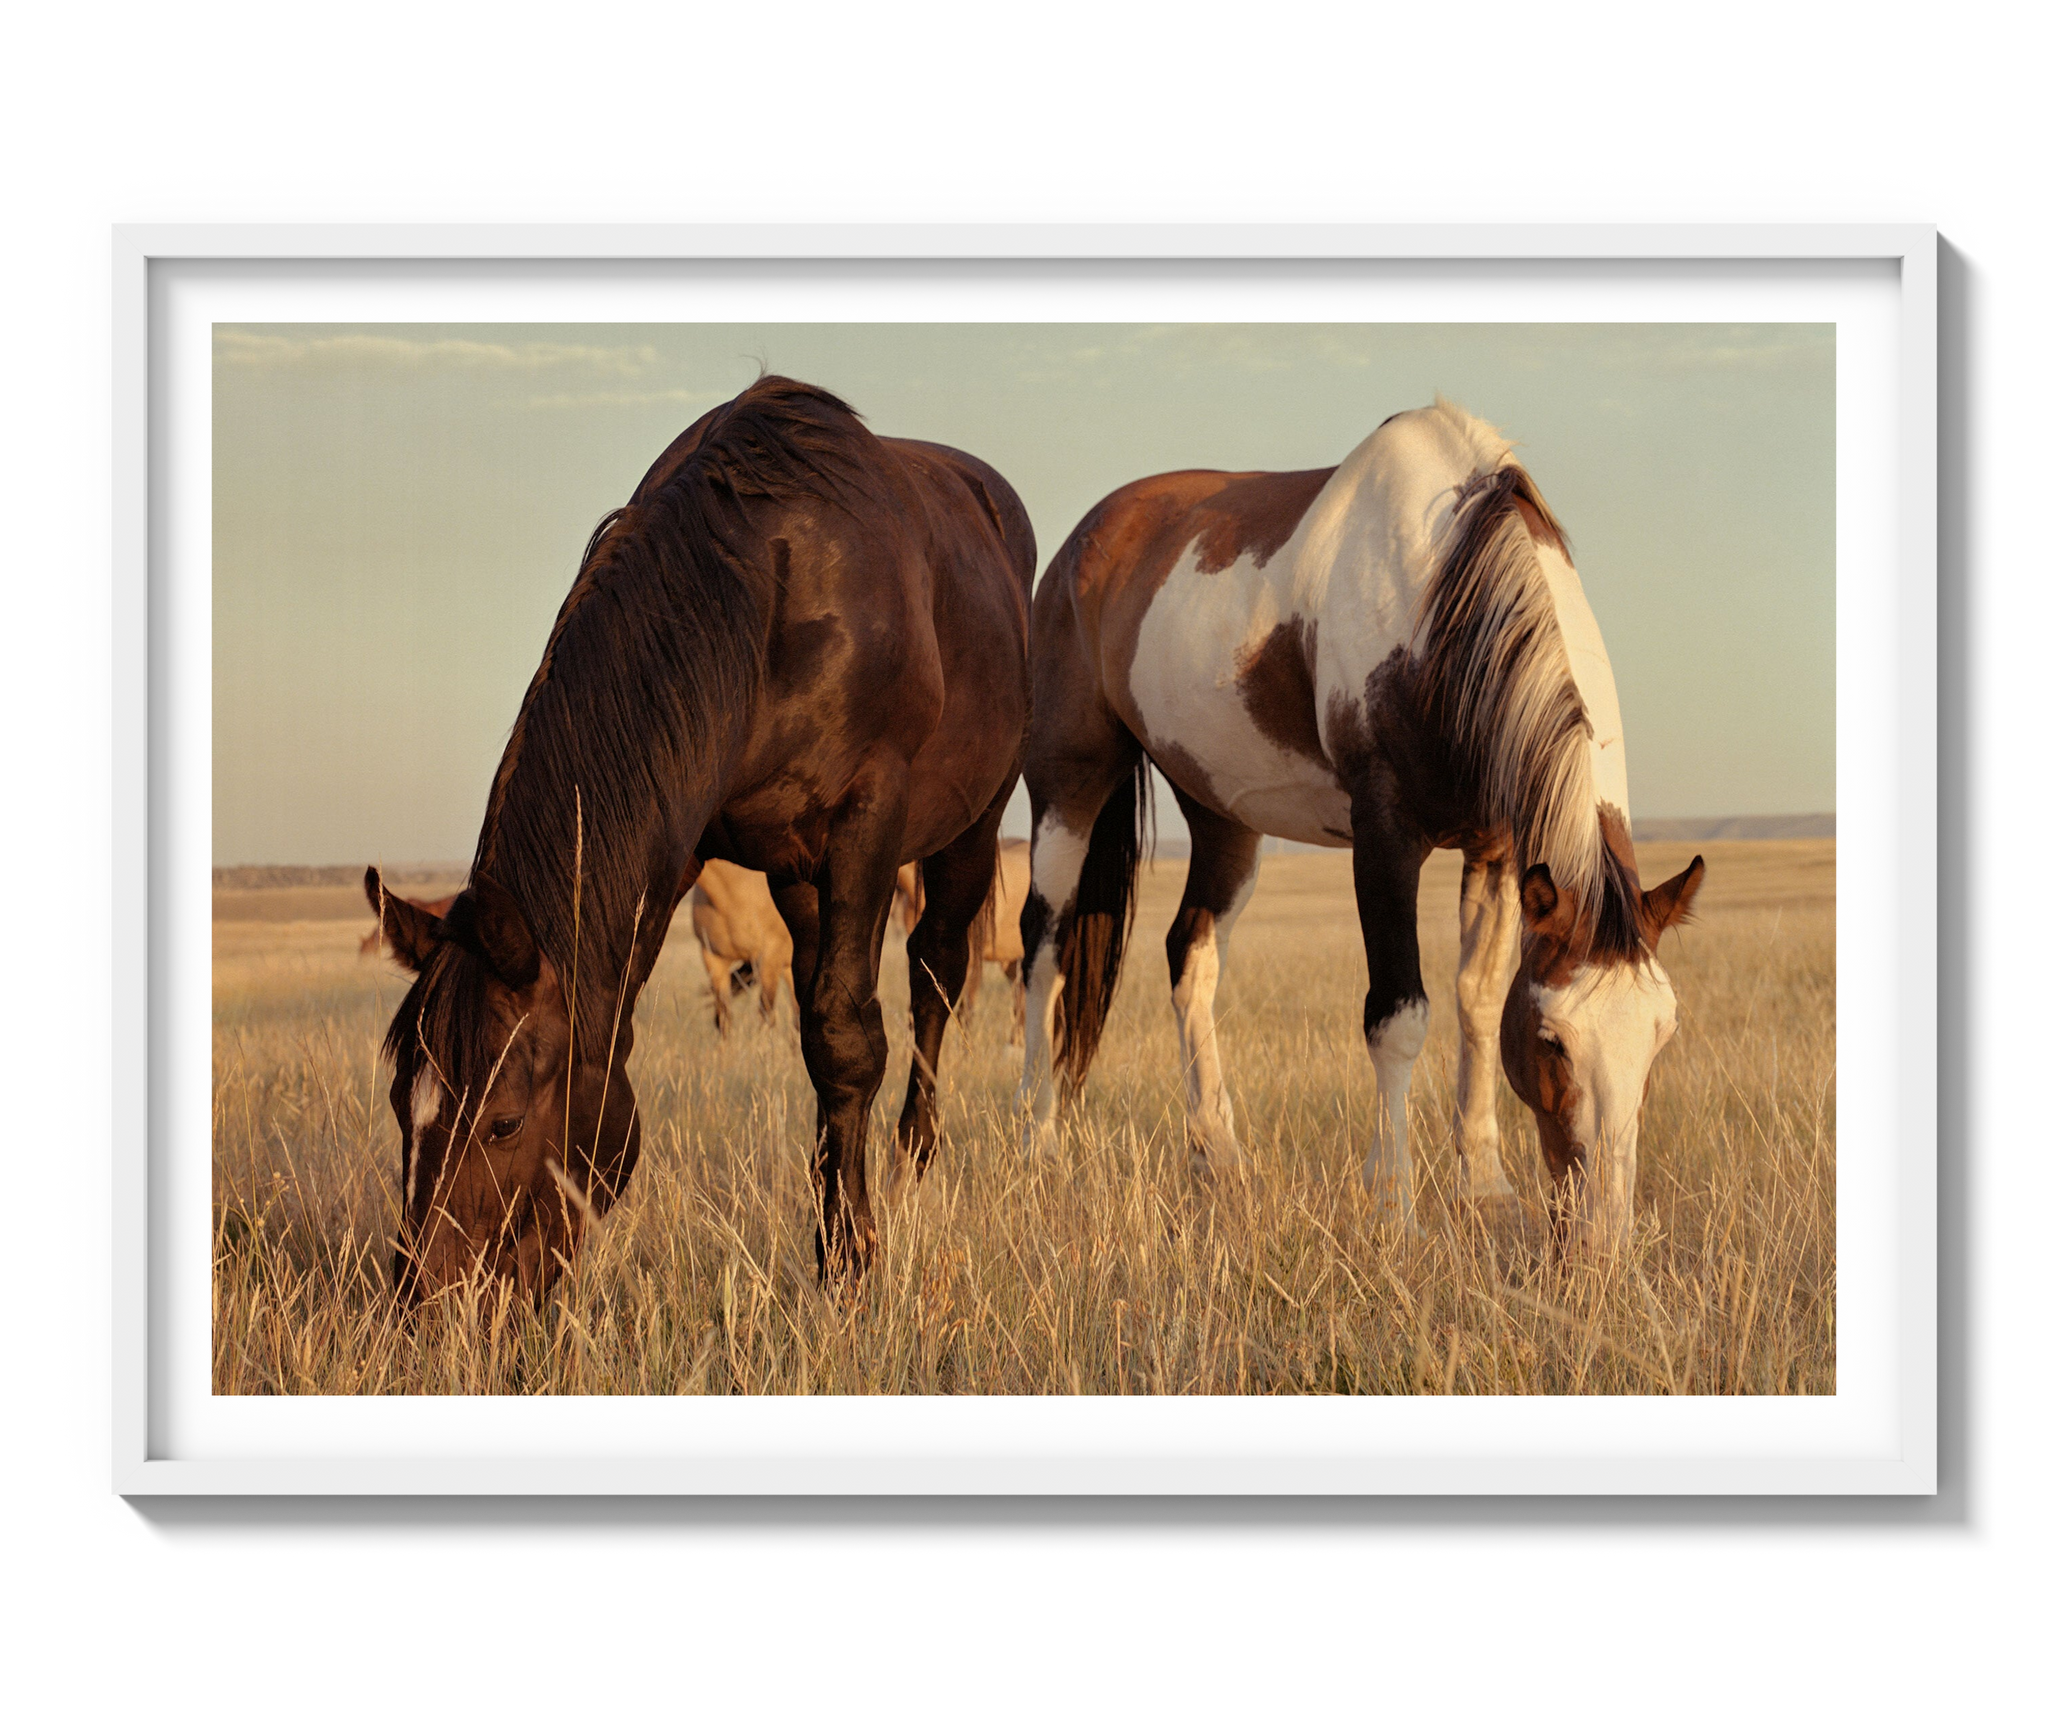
365 866 640 1305
1500 854 1705 1257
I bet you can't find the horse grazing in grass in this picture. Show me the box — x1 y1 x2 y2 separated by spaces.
1019 399 1703 1256
360 892 457 959
690 859 793 1033
367 376 1033 1301
895 838 1029 1041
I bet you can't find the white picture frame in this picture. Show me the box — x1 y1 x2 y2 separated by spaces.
116 224 1936 1495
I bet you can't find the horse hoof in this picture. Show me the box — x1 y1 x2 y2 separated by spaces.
1021 1120 1062 1165
1362 1178 1417 1235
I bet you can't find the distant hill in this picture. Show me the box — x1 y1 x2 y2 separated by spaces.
1256 813 1833 859
1631 815 1835 841
216 816 1835 890
213 863 468 891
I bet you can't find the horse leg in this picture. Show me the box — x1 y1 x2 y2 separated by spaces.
1006 961 1024 1046
772 880 821 999
1349 772 1432 1232
1019 729 1143 1161
783 795 904 1286
757 955 781 1023
1165 791 1263 1177
959 939 983 1026
1454 848 1519 1205
701 946 734 1036
894 794 1007 1186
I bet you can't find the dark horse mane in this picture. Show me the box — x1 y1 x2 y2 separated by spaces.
1415 461 1653 964
387 376 881 1083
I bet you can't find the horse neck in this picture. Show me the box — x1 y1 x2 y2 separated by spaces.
476 716 750 1067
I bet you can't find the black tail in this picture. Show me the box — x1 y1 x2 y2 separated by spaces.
1054 760 1152 1089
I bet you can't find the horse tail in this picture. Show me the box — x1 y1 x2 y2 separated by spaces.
1055 757 1153 1090
968 852 1004 967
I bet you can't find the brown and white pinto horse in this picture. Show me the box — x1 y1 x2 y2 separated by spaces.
689 859 793 1033
1020 400 1703 1255
367 376 1032 1300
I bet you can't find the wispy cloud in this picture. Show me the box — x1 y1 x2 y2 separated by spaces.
523 386 725 411
988 323 1376 387
214 329 663 378
1585 324 1834 374
1121 324 1375 375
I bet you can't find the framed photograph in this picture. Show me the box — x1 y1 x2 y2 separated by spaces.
116 225 1934 1494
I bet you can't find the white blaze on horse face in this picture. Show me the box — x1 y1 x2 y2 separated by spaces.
406 1068 445 1209
1536 958 1677 1248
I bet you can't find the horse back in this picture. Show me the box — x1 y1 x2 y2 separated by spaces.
1033 465 1352 841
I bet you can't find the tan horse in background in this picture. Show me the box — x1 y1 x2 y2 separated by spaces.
691 860 794 1034
360 892 458 959
897 838 1029 1041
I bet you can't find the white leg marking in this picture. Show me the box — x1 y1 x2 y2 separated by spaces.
1019 943 1066 1158
1171 859 1260 1176
1363 999 1429 1230
1018 814 1089 1162
1454 859 1519 1204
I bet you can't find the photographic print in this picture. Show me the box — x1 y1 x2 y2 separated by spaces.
209 318 1836 1401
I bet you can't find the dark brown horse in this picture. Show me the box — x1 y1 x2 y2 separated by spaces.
367 377 1033 1301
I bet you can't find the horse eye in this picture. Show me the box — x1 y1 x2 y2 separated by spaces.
488 1115 524 1142
1537 1027 1564 1052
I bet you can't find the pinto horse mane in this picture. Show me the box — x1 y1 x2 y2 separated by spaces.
1415 444 1651 963
395 376 881 1070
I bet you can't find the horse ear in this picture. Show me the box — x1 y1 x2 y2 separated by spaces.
450 873 542 991
1643 855 1706 949
1520 863 1574 937
364 866 445 973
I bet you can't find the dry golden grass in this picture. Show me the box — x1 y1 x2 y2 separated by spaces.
211 839 1834 1396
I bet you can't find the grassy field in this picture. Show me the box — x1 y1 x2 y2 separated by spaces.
212 839 1835 1396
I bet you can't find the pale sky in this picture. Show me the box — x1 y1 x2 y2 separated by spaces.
213 322 1834 864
